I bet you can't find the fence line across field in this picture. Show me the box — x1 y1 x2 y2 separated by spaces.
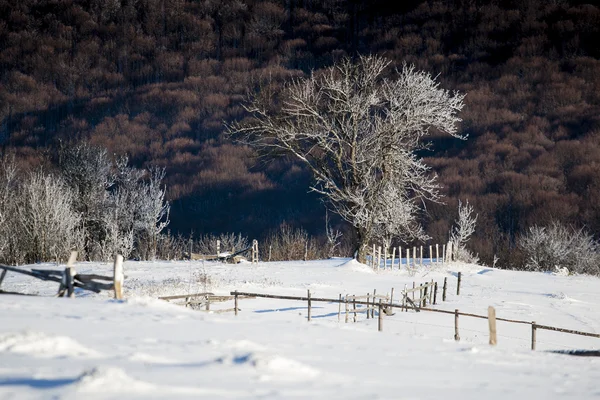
229 290 600 350
368 242 455 270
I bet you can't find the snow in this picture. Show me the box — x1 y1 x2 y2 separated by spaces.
1 258 600 399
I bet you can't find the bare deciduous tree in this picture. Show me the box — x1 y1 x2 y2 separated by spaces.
133 166 170 261
15 171 83 263
449 200 479 263
229 55 465 262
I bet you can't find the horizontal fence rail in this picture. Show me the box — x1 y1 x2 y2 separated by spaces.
230 290 600 348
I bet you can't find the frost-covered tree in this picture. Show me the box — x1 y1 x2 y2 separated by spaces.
58 142 114 259
133 167 170 261
519 222 600 275
229 55 465 262
449 200 479 263
15 171 83 263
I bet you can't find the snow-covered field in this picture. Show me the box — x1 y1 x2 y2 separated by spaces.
1 258 599 399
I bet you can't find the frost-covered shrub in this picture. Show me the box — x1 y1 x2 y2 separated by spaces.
518 222 600 275
449 200 479 264
264 222 321 261
197 232 249 255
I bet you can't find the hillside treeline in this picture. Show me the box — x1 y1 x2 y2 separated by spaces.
1 0 599 266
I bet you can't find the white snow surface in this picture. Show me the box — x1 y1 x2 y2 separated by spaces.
1 258 599 399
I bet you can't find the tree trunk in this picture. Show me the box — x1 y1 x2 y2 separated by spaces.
355 227 372 264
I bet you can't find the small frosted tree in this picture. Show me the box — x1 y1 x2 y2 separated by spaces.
15 171 83 263
449 200 479 263
228 55 465 262
133 167 170 261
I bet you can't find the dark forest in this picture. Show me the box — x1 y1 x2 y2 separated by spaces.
1 0 599 266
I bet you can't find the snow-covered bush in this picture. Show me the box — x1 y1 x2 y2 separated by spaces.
264 223 321 261
449 200 479 264
519 222 600 275
15 171 83 263
197 232 249 255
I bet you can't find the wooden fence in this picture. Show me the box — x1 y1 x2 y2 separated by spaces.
228 285 600 351
368 242 456 271
0 251 124 299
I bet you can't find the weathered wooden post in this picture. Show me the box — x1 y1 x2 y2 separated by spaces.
0 268 6 289
531 321 537 350
307 290 311 322
429 280 434 304
433 282 438 305
372 244 376 268
234 291 239 316
413 247 417 266
206 295 211 311
422 284 428 307
378 299 383 332
442 244 446 263
345 296 349 323
269 245 272 262
65 267 75 298
398 246 402 269
443 277 448 301
457 272 462 296
353 296 357 322
384 246 388 269
391 247 396 269
372 289 377 318
113 254 124 300
338 294 342 322
436 244 440 264
420 246 423 265
377 246 382 270
390 287 394 305
429 245 433 265
366 293 370 319
454 309 460 341
488 306 497 346
252 240 259 264
406 248 410 269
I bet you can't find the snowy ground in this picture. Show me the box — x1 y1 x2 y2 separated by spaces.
1 258 599 399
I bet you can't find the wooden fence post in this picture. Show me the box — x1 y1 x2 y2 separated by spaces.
488 306 497 346
234 291 239 316
429 245 433 265
413 247 416 266
391 247 396 269
338 294 342 322
442 244 446 263
113 254 124 300
454 309 460 341
307 290 311 322
65 267 75 298
372 289 376 318
366 293 370 319
390 287 394 305
0 268 6 289
206 295 211 311
406 248 410 269
420 246 423 265
531 322 537 350
345 296 349 323
378 299 383 332
353 296 357 322
457 272 462 296
433 282 438 305
252 240 259 264
269 245 272 262
443 277 447 301
422 285 428 307
436 244 439 264
398 246 402 269
377 246 382 270
372 244 376 269
304 241 308 261
429 280 433 304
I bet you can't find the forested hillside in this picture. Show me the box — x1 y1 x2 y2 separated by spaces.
1 0 599 266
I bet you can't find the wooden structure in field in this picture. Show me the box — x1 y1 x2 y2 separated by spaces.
0 252 124 299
